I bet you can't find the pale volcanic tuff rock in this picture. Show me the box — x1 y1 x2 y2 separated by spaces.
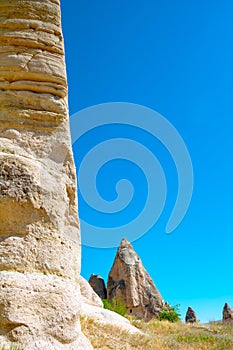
79 277 141 334
0 1 92 349
107 238 164 321
80 275 103 308
80 303 142 335
89 273 107 299
222 303 233 324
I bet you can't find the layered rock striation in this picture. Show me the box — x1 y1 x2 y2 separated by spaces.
107 238 164 321
0 1 92 349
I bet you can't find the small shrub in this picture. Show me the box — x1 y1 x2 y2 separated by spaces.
103 298 127 317
157 304 181 323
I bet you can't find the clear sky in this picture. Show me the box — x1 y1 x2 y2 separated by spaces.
60 0 233 323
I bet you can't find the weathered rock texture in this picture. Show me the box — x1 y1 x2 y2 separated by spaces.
222 303 233 324
185 307 197 323
107 238 164 321
89 274 107 299
80 276 103 308
0 1 92 349
80 303 142 334
79 277 140 334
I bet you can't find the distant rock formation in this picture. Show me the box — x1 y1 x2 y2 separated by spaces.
185 307 197 323
222 303 233 324
0 1 91 349
89 274 107 299
107 238 164 320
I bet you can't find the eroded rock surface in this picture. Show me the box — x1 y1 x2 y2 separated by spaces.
80 276 103 308
80 276 140 334
107 238 164 320
80 304 142 334
0 1 92 349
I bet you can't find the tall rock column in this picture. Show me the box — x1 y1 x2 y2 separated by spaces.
0 1 92 349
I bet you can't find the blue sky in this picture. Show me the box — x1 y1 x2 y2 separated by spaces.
61 0 233 323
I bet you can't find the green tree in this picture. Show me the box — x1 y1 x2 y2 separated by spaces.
157 304 181 323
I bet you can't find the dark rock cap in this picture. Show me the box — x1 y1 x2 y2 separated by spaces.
89 274 107 299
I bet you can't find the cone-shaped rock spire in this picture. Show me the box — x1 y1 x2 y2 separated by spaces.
107 238 164 320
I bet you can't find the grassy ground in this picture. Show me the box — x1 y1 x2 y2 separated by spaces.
81 316 233 350
1 319 232 349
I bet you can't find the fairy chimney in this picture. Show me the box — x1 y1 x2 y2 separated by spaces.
107 238 164 320
0 1 92 349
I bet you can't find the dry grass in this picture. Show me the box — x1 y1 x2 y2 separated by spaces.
81 316 233 350
1 346 23 350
